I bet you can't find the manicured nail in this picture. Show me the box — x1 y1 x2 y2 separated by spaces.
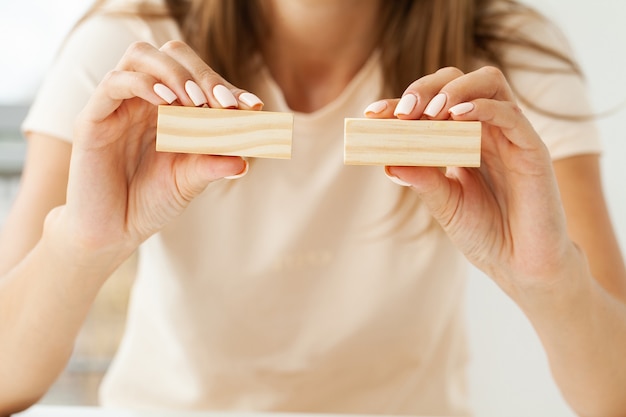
449 102 475 116
185 80 207 106
224 159 249 180
153 83 177 104
212 84 238 108
384 167 412 187
394 94 417 116
424 93 447 117
238 92 264 109
364 100 388 115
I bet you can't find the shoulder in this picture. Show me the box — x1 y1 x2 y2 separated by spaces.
23 10 181 143
61 11 182 78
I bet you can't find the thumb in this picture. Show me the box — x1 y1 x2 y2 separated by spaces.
386 165 459 224
177 155 247 200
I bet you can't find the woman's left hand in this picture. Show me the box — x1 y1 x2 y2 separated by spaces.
366 66 582 296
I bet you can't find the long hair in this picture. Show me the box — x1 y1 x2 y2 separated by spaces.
155 0 583 237
79 0 581 103
77 0 583 236
163 0 581 99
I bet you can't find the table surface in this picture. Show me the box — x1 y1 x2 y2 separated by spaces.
16 406 441 417
17 407 285 417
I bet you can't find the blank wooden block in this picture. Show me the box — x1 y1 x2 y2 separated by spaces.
344 118 481 167
156 106 293 159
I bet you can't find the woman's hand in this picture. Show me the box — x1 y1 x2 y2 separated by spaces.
366 66 583 297
47 41 263 269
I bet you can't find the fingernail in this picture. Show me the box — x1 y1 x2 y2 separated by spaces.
384 166 412 187
449 102 475 116
424 93 447 117
393 94 417 116
364 100 388 115
185 80 207 106
153 83 177 104
238 92 264 109
213 84 238 108
224 159 249 180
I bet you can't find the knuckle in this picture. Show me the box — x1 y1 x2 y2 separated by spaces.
101 69 120 85
125 41 154 57
196 66 223 85
437 66 464 77
160 39 189 53
509 102 523 114
481 65 506 81
406 67 465 94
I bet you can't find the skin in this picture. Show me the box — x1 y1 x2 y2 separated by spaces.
381 67 626 416
0 1 625 416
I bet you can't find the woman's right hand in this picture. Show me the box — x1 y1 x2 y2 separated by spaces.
45 40 263 270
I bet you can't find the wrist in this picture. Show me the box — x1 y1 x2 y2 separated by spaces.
510 241 594 326
41 206 133 283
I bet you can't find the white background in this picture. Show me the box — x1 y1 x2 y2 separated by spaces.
466 1 626 417
1 1 625 416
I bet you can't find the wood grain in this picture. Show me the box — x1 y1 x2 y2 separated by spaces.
344 118 481 167
156 106 293 159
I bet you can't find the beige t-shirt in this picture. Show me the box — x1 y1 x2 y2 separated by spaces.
22 3 601 416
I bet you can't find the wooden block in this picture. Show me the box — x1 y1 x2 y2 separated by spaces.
156 106 293 159
344 118 481 167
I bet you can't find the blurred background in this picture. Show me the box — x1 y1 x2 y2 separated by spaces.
0 1 624 416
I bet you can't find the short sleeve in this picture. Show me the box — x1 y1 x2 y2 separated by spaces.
500 14 602 160
22 13 181 142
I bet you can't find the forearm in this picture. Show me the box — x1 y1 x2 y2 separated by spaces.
514 246 626 417
0 222 114 415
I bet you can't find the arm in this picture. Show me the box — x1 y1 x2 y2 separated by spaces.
0 215 115 414
0 134 71 274
0 40 257 416
553 154 626 301
534 154 626 416
0 133 78 413
374 66 626 417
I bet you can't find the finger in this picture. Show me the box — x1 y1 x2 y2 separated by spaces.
363 99 399 118
386 165 458 224
394 67 465 119
364 67 466 119
115 41 198 107
160 40 264 110
80 70 164 124
185 155 248 194
425 66 517 120
448 98 546 152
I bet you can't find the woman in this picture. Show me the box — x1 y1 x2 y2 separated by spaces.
1 0 625 416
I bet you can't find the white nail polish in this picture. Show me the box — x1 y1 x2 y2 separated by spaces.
239 92 264 109
384 167 412 187
213 84 238 108
394 94 417 116
153 83 177 104
185 80 207 106
449 102 475 116
224 159 249 180
364 100 388 115
424 93 447 117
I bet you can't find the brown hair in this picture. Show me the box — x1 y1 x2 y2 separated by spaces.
79 0 584 236
80 0 582 105
162 0 581 98
152 0 582 238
